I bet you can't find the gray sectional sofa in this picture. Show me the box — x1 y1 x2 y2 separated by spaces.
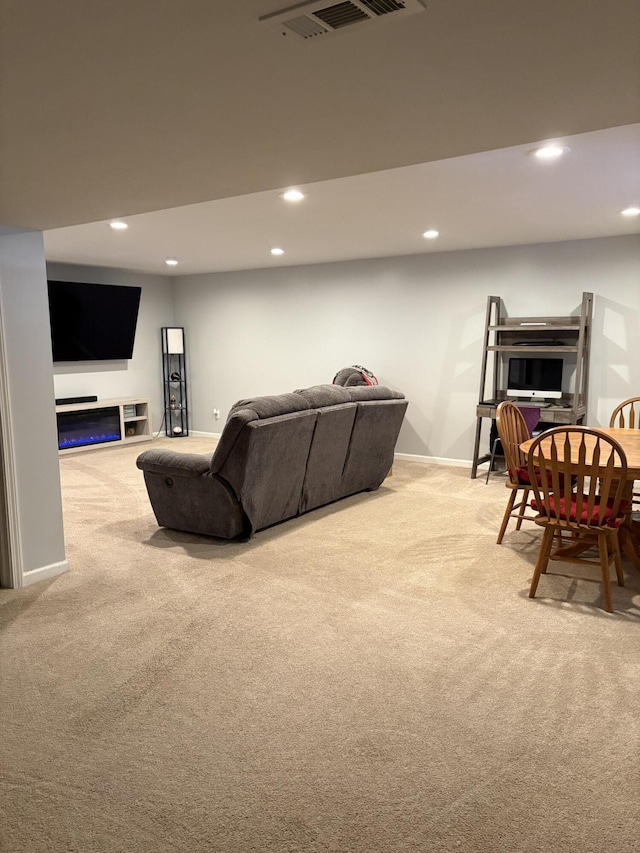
137 383 408 539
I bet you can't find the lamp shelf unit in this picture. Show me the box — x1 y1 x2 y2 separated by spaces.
161 326 189 438
470 292 593 479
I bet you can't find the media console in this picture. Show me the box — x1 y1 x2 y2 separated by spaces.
55 397 152 455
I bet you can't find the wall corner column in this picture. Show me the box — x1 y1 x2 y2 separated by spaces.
0 226 68 587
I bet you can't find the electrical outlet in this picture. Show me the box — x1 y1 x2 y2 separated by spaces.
213 409 220 420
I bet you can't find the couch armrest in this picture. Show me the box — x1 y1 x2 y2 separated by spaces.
136 449 211 478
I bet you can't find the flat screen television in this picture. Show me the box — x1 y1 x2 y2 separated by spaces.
47 280 142 362
507 357 563 400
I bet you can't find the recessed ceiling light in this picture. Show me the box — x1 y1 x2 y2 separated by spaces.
422 229 439 239
280 189 306 202
270 247 285 256
531 144 569 160
621 207 640 217
165 258 179 266
109 220 128 230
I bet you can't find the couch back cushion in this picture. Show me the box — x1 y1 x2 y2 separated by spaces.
299 403 357 514
294 384 351 407
345 385 405 402
340 398 408 496
229 392 310 419
212 392 311 474
216 410 318 534
210 408 259 473
299 386 407 512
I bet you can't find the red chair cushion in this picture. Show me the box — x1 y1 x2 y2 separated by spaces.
530 495 629 528
513 465 553 487
513 466 577 489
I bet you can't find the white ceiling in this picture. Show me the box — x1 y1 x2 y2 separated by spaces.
2 1 640 238
43 123 640 275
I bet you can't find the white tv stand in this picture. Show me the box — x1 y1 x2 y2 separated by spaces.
55 397 153 455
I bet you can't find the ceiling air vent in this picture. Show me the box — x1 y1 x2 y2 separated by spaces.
260 0 426 41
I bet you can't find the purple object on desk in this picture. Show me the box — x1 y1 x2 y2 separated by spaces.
517 405 541 435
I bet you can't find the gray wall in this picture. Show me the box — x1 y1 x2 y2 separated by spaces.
46 263 175 431
172 235 640 462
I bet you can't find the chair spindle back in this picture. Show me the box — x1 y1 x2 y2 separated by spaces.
527 427 627 530
609 397 640 429
496 402 530 483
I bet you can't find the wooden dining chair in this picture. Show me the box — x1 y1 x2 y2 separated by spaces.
609 396 640 429
609 396 640 506
494 401 540 544
527 426 628 613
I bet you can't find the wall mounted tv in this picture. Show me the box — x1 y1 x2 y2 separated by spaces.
47 280 142 362
507 357 563 400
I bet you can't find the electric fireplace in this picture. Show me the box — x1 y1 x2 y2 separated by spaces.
57 406 121 450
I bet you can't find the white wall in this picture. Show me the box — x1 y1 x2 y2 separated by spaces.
171 235 640 463
0 228 67 583
46 263 175 430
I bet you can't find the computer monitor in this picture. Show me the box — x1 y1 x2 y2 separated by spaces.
507 357 563 400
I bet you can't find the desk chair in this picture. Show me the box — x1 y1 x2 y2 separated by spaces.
494 402 541 543
527 427 628 614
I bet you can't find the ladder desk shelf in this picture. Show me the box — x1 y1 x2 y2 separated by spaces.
471 292 593 479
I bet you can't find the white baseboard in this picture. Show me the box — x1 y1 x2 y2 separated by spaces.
394 452 471 468
21 559 70 588
189 439 469 468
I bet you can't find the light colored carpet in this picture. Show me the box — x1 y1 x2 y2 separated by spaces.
1 435 640 852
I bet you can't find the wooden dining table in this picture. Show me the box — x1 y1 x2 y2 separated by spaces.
520 427 640 570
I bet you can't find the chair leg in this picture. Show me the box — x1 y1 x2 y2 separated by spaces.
598 534 613 614
515 487 530 531
485 438 500 485
529 526 555 599
497 489 518 544
611 531 625 587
